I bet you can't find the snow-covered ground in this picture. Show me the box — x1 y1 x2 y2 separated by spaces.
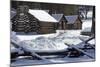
16 33 57 41
82 11 93 32
82 19 92 30
11 29 94 52
87 11 93 19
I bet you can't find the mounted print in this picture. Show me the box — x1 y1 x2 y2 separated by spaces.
10 0 95 66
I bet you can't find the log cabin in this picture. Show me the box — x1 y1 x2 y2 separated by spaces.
11 6 58 34
65 15 82 30
29 9 58 34
52 14 68 30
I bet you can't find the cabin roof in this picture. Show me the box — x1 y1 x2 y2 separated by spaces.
52 14 64 22
29 9 58 22
65 15 79 24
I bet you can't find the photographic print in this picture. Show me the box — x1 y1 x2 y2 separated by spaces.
10 0 95 66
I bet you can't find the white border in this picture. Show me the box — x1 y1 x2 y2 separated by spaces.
13 0 96 5
0 0 10 67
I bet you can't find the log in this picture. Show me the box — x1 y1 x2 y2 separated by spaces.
79 36 95 49
11 39 48 61
65 44 94 59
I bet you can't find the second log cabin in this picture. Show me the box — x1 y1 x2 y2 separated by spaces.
65 15 82 30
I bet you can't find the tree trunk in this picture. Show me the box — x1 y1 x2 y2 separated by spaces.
91 6 95 35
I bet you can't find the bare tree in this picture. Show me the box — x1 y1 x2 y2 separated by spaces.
78 6 90 19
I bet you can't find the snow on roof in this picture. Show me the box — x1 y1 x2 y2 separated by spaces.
52 14 64 22
29 9 58 22
65 15 78 24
